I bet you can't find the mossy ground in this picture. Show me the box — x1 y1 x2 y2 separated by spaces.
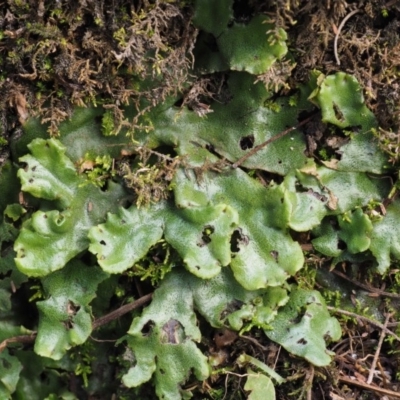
1 1 400 399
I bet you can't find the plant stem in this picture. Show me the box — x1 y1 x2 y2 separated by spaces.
92 293 153 330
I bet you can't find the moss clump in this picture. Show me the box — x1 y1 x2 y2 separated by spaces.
0 0 197 134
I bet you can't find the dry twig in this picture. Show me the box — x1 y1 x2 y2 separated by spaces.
327 306 400 342
0 293 154 352
0 334 37 352
334 9 360 66
232 113 317 168
366 312 392 384
338 376 400 399
332 269 400 299
92 293 153 330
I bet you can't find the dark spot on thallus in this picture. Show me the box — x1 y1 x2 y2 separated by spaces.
310 296 316 303
297 338 307 345
270 250 279 261
100 240 106 246
332 102 345 122
64 320 74 330
141 320 155 336
230 230 241 252
173 98 184 108
201 225 214 245
230 228 249 252
39 372 47 382
29 178 34 183
290 314 302 324
239 135 255 150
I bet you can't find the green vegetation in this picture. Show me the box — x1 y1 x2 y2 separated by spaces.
1 0 400 399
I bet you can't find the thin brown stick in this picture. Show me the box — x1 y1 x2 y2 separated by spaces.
332 269 400 299
338 375 400 399
0 294 153 354
377 360 389 387
240 335 268 351
232 114 317 169
306 365 314 400
327 306 400 342
367 313 392 384
92 293 153 330
0 334 37 353
273 345 281 371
